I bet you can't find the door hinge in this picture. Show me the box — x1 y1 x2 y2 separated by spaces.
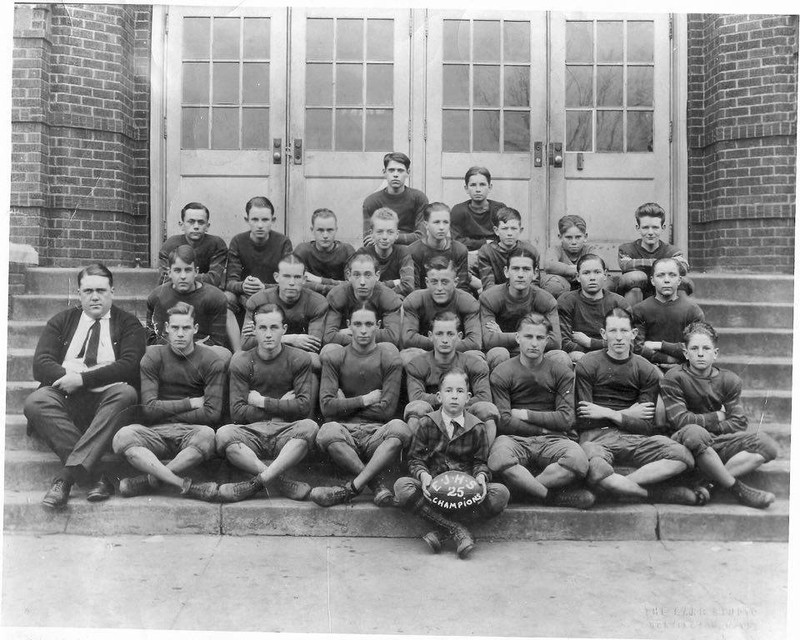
407 120 412 142
669 120 673 143
423 118 427 141
669 15 673 40
424 13 428 38
409 11 413 38
164 8 169 35
163 115 167 140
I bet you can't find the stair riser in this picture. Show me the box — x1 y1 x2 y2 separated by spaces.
693 276 794 303
742 394 792 424
7 324 46 349
26 269 161 297
716 332 793 357
11 297 148 322
717 360 793 390
700 303 793 329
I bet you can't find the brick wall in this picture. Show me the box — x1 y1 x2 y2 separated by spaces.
10 4 152 267
687 14 797 273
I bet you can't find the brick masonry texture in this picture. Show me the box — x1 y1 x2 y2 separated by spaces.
687 14 798 273
10 4 152 267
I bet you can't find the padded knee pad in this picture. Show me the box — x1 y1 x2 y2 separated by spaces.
393 477 422 508
672 424 712 456
187 426 217 460
469 400 500 424
586 456 614 486
316 421 349 451
111 424 143 454
214 423 240 455
755 433 780 463
293 419 320 446
617 270 648 294
404 400 434 421
384 419 412 448
540 274 571 298
487 435 517 473
487 347 510 372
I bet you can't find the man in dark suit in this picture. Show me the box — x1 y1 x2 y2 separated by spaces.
24 263 146 509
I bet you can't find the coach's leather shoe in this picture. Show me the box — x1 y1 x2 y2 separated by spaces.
86 475 114 502
648 484 707 506
181 478 219 502
309 482 357 507
217 477 261 503
368 477 396 507
275 476 311 501
42 478 72 510
120 475 157 498
730 479 775 509
548 487 596 510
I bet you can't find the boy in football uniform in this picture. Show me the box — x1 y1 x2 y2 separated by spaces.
362 207 415 297
408 202 472 292
293 208 355 296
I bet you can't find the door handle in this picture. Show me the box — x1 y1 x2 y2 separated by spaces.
534 141 543 167
549 142 563 168
273 138 282 164
577 152 584 171
293 138 303 165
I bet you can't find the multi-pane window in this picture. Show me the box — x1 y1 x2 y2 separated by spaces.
442 19 531 153
565 20 654 153
305 18 394 152
181 16 271 150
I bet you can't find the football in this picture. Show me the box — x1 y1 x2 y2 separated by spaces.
425 470 485 511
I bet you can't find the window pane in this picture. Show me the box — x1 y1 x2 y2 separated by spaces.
213 62 239 104
213 18 239 59
306 109 332 150
473 111 500 152
243 63 269 104
336 63 363 106
335 108 362 151
306 64 333 106
628 66 654 106
473 21 500 62
337 19 364 61
566 111 592 151
628 111 653 151
367 19 393 61
566 22 593 63
443 110 469 151
504 66 530 107
443 20 469 62
243 18 270 59
365 109 392 151
183 62 209 104
182 107 208 149
242 108 269 148
504 111 530 152
443 65 469 107
183 18 209 59
597 21 623 62
597 110 623 152
474 65 500 107
211 107 238 149
597 66 623 107
566 66 593 107
504 22 530 63
307 19 333 60
366 64 393 106
628 22 654 63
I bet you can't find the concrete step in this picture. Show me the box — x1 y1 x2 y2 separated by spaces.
695 299 793 329
7 349 33 381
3 490 787 541
741 389 792 424
25 267 161 297
7 321 47 350
10 295 148 322
716 355 793 391
692 273 794 303
715 327 793 357
6 382 37 414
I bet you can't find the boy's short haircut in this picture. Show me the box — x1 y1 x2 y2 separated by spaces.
422 202 451 221
425 255 456 276
651 257 681 274
180 202 210 221
557 214 587 235
370 207 399 227
166 301 196 321
493 206 522 227
432 310 462 332
604 306 633 328
383 151 411 169
576 253 606 272
245 196 275 216
516 312 552 333
346 249 378 272
278 253 306 270
311 207 337 226
168 245 196 268
505 245 538 269
464 166 492 184
634 202 666 225
350 301 379 321
253 302 285 323
683 320 718 346
78 263 114 288
439 367 469 389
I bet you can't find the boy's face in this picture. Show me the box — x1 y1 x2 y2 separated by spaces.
516 322 548 362
560 225 587 255
425 209 451 242
312 215 337 250
635 215 665 248
181 208 210 242
349 308 378 347
651 259 681 300
577 258 605 295
429 319 461 356
348 257 379 300
383 160 409 191
254 310 286 351
683 333 718 375
169 257 198 293
246 206 276 241
504 256 535 292
426 267 457 304
372 217 399 250
165 312 197 354
275 261 306 303
465 174 491 204
601 315 636 358
494 219 522 249
437 372 470 418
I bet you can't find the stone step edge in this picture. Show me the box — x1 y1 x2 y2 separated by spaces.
693 298 794 308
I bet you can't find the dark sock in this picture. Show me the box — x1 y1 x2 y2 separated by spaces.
59 468 77 486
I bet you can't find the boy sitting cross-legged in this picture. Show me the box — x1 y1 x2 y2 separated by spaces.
394 369 510 559
660 321 777 508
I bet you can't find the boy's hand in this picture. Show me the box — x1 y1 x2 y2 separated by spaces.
362 389 382 406
363 233 375 246
247 390 265 408
572 331 592 348
305 273 322 284
476 473 488 500
420 473 433 499
243 276 265 295
484 320 502 334
643 341 663 352
716 410 727 422
510 408 528 421
284 334 321 352
188 396 204 409
338 327 353 337
281 390 296 400
241 321 255 338
623 402 655 420
577 401 611 420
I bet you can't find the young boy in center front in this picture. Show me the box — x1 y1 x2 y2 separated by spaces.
394 369 510 559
